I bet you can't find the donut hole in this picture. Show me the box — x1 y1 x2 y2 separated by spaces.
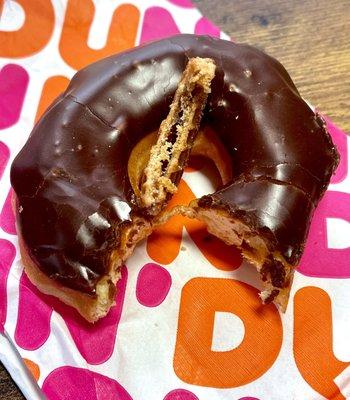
190 127 233 186
128 126 232 201
184 155 224 199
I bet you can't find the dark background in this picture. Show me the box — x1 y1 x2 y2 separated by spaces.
1 0 349 398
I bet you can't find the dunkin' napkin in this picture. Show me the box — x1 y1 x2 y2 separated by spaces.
0 1 350 399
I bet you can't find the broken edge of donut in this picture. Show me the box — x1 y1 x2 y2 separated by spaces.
140 57 216 214
183 201 294 312
15 183 153 322
18 217 153 323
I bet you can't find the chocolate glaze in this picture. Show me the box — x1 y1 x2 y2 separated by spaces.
11 35 339 295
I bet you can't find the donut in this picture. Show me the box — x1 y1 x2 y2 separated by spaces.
11 35 339 322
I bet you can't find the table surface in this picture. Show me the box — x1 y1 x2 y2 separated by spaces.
1 0 349 398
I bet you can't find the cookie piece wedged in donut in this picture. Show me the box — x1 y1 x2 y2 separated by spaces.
141 57 216 214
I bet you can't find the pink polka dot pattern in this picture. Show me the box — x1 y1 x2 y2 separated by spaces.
164 389 199 400
194 17 220 37
0 239 16 333
136 263 172 307
15 273 53 350
298 191 350 278
15 267 128 363
42 366 133 400
239 398 260 400
0 64 29 129
0 190 16 235
0 142 10 180
140 7 180 44
58 266 128 364
167 0 194 8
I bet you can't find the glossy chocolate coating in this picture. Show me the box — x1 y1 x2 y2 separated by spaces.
11 35 339 295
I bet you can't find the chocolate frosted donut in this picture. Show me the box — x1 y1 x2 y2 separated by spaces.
11 35 339 321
